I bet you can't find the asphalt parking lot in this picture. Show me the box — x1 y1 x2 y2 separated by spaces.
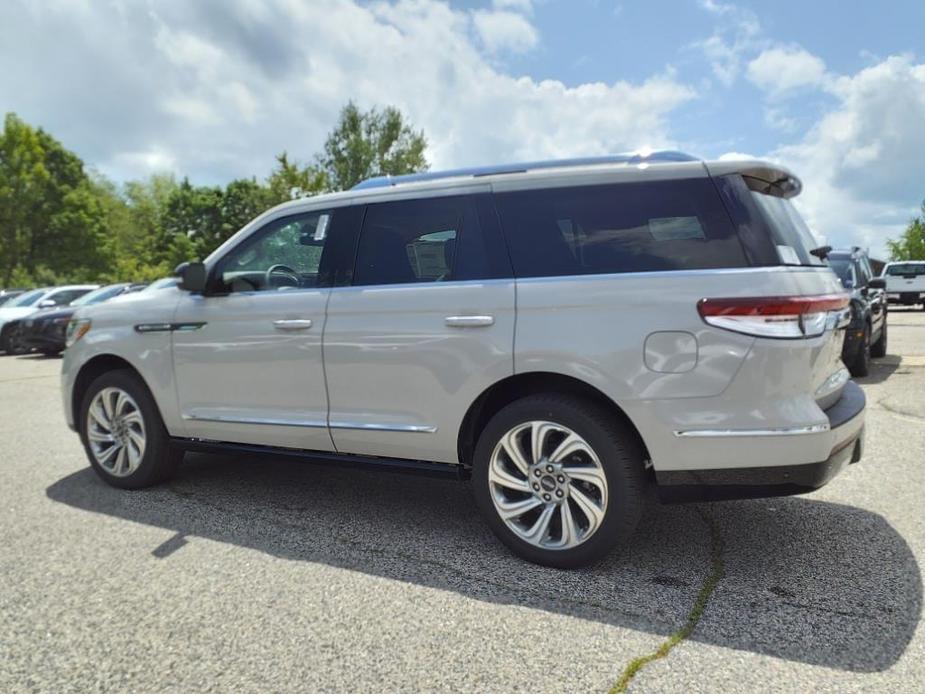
1 311 923 693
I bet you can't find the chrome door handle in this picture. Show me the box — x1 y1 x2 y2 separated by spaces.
445 315 494 328
273 319 313 331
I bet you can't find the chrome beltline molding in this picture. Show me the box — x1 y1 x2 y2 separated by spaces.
673 423 830 438
182 412 436 433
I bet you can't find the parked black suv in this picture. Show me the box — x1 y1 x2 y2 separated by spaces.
827 247 887 376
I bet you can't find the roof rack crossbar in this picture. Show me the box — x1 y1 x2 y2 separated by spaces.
351 150 699 190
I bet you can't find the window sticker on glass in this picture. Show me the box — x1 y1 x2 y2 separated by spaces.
314 213 330 241
648 217 706 241
776 245 800 265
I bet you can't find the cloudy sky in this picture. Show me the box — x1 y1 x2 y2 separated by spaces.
2 0 924 258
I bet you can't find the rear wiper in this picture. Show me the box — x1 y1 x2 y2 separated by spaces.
810 245 832 261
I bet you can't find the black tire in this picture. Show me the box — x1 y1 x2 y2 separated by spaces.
870 319 887 358
472 394 646 569
78 369 184 489
6 329 29 355
0 325 11 354
848 324 871 377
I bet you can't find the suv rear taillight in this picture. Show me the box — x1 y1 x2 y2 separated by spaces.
697 294 849 339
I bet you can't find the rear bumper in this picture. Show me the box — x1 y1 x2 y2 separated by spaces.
886 292 924 305
656 381 865 503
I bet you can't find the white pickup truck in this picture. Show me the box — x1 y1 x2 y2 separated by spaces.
882 261 925 309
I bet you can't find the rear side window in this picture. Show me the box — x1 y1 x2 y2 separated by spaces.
353 195 503 286
493 179 748 278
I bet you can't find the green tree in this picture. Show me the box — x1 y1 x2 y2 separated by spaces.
0 113 108 284
887 203 925 261
91 173 180 282
318 102 429 190
266 152 327 204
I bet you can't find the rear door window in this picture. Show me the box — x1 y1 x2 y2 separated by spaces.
493 178 748 278
353 195 503 286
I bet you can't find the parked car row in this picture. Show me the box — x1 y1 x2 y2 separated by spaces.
0 282 157 356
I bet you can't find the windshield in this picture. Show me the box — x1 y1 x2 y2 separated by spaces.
886 263 925 276
71 284 126 306
6 288 48 307
144 277 179 291
749 191 825 266
827 258 855 287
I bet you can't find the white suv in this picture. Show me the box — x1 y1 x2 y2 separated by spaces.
61 153 864 567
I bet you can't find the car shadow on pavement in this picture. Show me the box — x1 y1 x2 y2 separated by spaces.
46 453 921 673
858 356 903 385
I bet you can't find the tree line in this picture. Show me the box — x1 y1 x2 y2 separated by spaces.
2 103 923 286
0 103 428 287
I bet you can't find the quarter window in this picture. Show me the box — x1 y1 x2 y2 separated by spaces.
494 179 748 278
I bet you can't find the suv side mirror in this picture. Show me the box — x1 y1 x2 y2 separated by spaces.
37 299 57 309
868 277 886 290
175 261 208 293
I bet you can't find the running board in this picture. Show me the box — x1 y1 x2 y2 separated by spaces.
171 438 467 479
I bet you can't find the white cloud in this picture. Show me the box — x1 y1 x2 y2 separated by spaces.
771 55 925 257
0 0 694 184
693 1 762 85
717 151 757 161
491 0 534 12
746 46 828 97
472 9 539 54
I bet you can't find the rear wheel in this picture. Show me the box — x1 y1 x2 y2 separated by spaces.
870 319 887 358
472 394 646 568
848 325 871 377
78 369 183 489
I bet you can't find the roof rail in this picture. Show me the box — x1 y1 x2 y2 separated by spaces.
351 150 700 191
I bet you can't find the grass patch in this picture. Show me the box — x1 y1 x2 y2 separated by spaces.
609 508 726 693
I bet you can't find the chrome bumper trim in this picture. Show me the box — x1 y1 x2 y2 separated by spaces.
673 424 830 438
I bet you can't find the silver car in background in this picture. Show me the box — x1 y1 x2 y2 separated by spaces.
61 152 863 567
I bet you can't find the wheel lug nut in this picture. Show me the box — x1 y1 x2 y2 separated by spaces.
534 469 542 477
542 493 551 501
533 483 540 491
557 475 565 483
555 490 564 498
545 464 554 473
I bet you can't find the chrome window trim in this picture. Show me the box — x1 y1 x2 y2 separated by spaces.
673 424 830 438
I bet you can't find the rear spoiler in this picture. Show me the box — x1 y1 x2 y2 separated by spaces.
704 159 802 199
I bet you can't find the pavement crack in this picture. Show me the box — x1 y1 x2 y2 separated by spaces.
876 398 925 421
608 507 726 693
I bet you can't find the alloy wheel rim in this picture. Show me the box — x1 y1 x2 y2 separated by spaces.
488 420 609 550
86 387 146 477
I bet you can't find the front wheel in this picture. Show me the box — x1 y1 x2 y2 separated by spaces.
472 394 646 568
78 369 184 489
7 329 29 355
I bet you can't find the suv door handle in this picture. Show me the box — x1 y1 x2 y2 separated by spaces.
445 315 494 328
273 319 313 331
